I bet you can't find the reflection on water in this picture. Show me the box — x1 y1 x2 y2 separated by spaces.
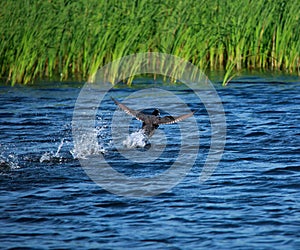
0 77 300 249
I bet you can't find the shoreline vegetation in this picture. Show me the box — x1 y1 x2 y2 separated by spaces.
1 0 299 86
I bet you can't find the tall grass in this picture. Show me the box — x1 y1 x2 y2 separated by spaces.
0 0 299 85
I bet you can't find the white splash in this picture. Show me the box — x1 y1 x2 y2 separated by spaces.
70 128 107 159
122 130 149 148
40 138 67 163
0 153 20 169
54 138 65 157
39 152 53 163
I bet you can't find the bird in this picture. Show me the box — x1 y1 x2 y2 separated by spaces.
112 97 195 138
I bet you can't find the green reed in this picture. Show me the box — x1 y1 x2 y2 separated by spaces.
0 0 299 85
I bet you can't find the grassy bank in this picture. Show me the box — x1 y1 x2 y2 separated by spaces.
1 0 299 85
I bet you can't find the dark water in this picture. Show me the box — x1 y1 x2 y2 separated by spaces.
0 76 299 249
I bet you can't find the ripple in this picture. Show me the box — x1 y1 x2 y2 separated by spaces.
0 81 300 249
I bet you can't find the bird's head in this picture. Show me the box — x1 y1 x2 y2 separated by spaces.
152 109 160 116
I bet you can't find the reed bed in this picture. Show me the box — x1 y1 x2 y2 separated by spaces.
1 0 299 85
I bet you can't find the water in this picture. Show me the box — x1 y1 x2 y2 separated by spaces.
0 76 299 249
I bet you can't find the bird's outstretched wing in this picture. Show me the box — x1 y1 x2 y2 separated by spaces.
111 97 145 121
157 111 195 125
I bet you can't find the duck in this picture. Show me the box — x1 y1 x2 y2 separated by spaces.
112 97 195 137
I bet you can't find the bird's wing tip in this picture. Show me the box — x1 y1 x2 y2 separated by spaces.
111 96 118 104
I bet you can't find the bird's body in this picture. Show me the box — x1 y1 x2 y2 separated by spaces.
140 111 160 137
112 97 195 138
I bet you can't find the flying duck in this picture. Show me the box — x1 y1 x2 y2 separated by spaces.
112 97 195 137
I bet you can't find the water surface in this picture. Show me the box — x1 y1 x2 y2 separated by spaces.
0 77 299 249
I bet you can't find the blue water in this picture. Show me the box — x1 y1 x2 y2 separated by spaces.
0 77 300 249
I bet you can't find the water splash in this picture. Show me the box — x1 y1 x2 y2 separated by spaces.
0 153 20 170
39 121 111 161
39 152 54 163
70 128 107 159
54 138 65 157
0 143 21 170
40 138 65 163
122 130 149 148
